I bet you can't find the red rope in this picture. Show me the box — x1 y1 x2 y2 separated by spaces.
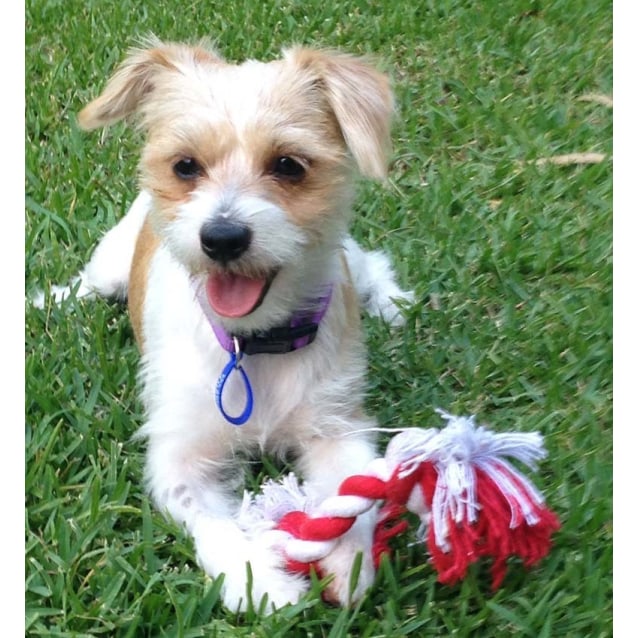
276 458 559 588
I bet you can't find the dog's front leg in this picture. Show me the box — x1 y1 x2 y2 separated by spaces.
144 432 308 612
296 430 378 605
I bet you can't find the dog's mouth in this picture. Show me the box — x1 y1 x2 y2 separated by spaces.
204 270 278 318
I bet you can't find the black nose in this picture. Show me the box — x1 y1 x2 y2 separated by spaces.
200 220 252 264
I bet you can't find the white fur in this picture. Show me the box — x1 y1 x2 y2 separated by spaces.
34 44 415 613
344 237 415 326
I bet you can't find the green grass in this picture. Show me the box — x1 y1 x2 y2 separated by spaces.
26 0 612 635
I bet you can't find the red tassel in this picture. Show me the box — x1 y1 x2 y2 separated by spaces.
411 460 560 588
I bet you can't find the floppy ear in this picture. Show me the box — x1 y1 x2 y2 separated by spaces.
78 37 223 130
284 48 394 180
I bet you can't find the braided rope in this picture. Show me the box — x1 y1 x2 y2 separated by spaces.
238 412 560 588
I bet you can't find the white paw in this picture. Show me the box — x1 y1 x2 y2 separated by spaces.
192 518 308 613
80 190 151 301
30 275 97 309
343 237 414 326
317 533 376 605
367 284 415 327
219 556 308 613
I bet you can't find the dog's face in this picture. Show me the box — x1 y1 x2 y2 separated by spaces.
79 39 393 330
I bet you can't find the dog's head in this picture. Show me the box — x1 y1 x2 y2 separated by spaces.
79 38 394 331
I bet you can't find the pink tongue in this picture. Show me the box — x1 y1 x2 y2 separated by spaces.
205 272 268 318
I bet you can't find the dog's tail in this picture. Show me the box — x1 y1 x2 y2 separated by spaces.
344 237 414 326
31 191 150 308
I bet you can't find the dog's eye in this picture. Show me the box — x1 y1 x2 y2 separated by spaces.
174 158 202 180
271 156 306 181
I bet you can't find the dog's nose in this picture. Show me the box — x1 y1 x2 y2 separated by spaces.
200 220 252 264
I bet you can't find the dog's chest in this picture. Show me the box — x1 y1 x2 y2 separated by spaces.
138 248 341 446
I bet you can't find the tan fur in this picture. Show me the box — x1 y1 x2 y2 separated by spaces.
78 38 224 130
127 217 159 349
341 253 362 335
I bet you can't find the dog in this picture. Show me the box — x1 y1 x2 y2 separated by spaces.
38 37 413 611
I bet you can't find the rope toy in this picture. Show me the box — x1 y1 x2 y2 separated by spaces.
238 411 560 589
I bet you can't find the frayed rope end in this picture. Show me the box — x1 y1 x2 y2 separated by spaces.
237 411 560 591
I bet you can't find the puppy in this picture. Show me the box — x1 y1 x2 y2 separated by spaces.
50 38 413 611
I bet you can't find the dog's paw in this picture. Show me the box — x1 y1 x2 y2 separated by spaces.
344 237 414 327
367 285 415 327
193 517 308 613
317 535 376 606
30 275 96 309
220 556 308 613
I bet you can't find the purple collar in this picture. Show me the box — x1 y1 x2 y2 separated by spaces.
199 286 333 356
194 283 333 426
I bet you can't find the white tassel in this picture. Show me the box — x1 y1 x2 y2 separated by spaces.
383 410 550 550
385 427 440 478
238 472 312 534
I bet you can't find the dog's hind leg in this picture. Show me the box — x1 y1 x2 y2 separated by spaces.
343 236 414 326
32 190 151 308
80 190 151 301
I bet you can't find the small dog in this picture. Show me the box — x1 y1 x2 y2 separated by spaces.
43 38 413 611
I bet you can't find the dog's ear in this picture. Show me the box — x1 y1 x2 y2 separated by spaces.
78 37 223 130
284 48 394 180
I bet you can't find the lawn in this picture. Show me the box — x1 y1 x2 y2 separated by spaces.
25 0 612 636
